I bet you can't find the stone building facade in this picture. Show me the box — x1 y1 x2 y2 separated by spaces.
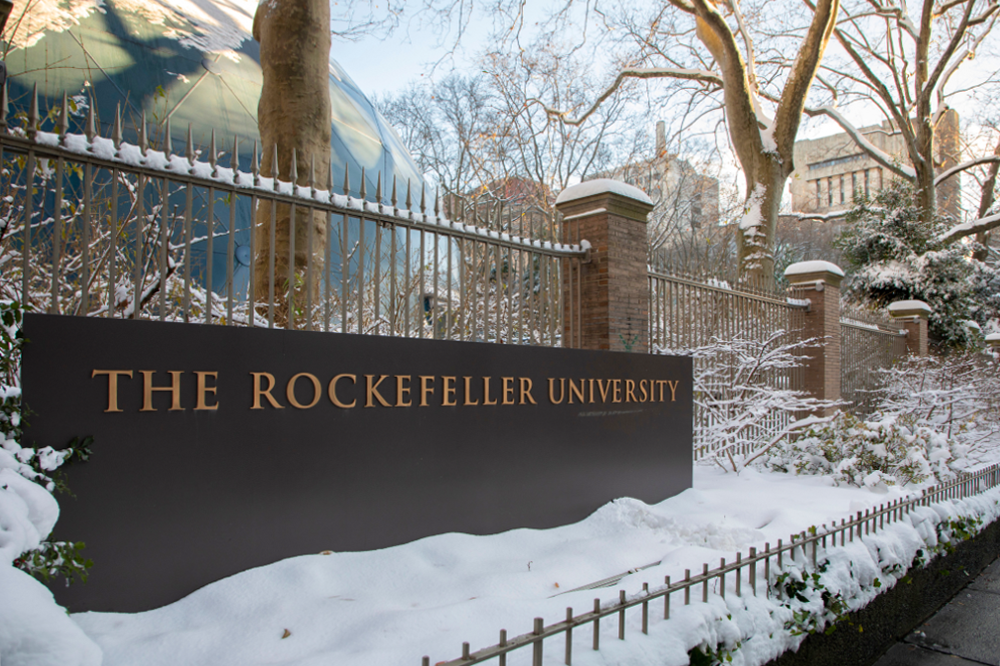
594 122 720 237
789 109 961 220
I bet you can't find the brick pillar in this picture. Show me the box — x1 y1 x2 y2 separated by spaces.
888 300 931 357
556 179 653 352
784 261 844 412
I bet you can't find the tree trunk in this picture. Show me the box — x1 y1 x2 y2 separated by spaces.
736 157 785 288
972 133 1000 262
253 0 331 328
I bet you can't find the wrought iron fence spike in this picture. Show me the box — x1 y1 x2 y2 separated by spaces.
139 109 148 155
186 124 195 165
231 135 240 180
252 140 260 185
271 143 280 188
28 83 40 139
391 175 398 209
163 116 173 158
84 96 96 144
58 92 69 140
328 157 335 193
209 129 218 170
359 166 367 200
376 171 382 204
405 178 413 210
111 105 122 151
308 153 316 194
343 162 350 196
0 80 8 131
434 186 441 217
420 182 426 214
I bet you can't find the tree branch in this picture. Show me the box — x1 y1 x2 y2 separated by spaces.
802 104 917 179
937 211 1000 245
934 155 1000 187
536 67 722 127
772 0 840 164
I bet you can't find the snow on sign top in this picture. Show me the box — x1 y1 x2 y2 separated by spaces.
783 260 845 278
555 179 653 206
888 300 932 314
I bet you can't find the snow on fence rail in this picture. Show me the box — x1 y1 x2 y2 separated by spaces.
425 462 1000 666
2 84 585 346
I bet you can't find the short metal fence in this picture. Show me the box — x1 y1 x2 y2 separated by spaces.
648 271 810 459
841 306 908 415
1 85 585 346
425 461 1000 666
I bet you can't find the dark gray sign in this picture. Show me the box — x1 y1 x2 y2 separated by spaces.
22 313 692 612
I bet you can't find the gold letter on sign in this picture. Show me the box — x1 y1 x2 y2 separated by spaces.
286 373 322 409
92 370 133 413
251 372 284 409
328 374 357 408
140 370 184 412
365 375 392 408
194 371 219 411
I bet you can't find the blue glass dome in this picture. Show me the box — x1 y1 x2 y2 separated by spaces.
5 0 424 193
5 0 426 294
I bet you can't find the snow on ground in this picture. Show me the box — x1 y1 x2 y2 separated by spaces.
65 463 1000 666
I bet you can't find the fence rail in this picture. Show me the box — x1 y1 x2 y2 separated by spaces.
648 270 810 459
425 462 1000 666
2 85 584 346
841 306 908 415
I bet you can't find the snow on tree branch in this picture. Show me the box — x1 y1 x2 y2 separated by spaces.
936 210 1000 246
804 105 917 179
933 155 1000 187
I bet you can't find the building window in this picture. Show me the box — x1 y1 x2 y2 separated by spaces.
815 180 821 208
864 169 870 196
839 176 845 204
827 177 833 206
851 172 857 201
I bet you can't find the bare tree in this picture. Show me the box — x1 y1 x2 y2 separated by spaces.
530 0 841 286
802 0 1000 243
378 43 644 228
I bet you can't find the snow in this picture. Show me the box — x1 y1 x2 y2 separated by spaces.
60 463 1000 666
0 469 59 567
0 566 102 666
783 261 845 278
887 300 932 314
555 179 653 206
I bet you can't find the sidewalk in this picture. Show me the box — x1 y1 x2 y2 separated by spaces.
874 556 1000 665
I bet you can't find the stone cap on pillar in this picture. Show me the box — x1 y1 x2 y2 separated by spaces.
986 333 1000 349
555 179 654 222
783 260 845 289
888 300 932 320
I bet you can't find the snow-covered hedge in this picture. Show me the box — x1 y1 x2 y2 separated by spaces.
768 352 999 488
0 301 101 666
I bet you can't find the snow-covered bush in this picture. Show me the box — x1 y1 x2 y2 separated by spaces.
836 180 1000 349
769 352 999 486
0 300 91 583
767 413 943 487
659 331 838 472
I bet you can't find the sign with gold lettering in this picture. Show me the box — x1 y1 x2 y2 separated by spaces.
22 313 692 612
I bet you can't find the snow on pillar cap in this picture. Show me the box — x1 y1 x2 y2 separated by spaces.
985 333 1000 347
555 179 653 206
783 260 845 279
888 300 932 318
783 260 844 288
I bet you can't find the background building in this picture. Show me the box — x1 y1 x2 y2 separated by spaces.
789 110 961 219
